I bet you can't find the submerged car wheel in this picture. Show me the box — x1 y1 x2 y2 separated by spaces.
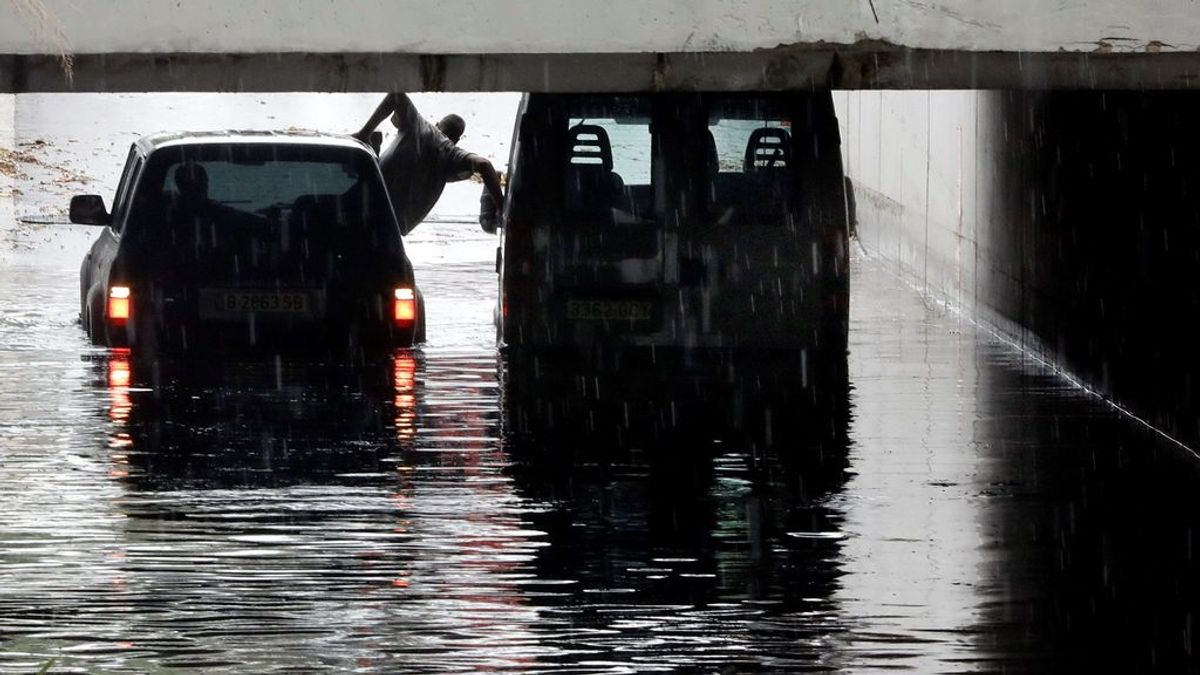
86 306 106 346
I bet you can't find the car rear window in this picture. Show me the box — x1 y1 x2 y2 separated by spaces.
129 143 396 237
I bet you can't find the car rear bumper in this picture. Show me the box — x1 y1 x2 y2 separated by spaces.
116 317 418 358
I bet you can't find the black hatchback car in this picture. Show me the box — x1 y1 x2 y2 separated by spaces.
73 131 425 358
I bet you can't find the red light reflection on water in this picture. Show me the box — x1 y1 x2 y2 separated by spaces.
107 349 132 421
393 351 417 442
105 350 133 475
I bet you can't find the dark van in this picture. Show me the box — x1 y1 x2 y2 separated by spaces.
494 92 849 361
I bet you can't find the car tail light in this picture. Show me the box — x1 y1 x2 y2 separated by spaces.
393 288 416 323
108 286 131 322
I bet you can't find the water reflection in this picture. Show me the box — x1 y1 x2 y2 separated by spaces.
500 349 854 672
974 349 1200 673
69 349 552 672
6 253 1199 671
74 346 858 672
100 352 410 489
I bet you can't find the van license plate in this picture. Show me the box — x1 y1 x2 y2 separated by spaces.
200 290 313 318
567 299 654 321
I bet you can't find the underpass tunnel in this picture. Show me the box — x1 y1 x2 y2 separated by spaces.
838 89 1200 450
7 62 1200 674
7 85 1200 451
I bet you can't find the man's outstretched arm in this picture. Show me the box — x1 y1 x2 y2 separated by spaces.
469 154 504 209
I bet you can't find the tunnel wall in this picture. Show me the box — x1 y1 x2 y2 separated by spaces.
1 94 13 259
1 93 11 151
1 93 13 208
837 90 1200 449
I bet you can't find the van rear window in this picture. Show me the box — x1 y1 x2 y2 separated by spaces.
563 97 654 225
516 94 811 230
704 97 799 226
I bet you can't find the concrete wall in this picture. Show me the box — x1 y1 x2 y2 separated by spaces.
837 91 980 313
0 94 14 261
3 1 1197 54
0 93 11 147
0 94 11 173
839 89 1200 449
5 1 1200 92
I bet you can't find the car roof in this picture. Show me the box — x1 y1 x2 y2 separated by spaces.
136 130 370 155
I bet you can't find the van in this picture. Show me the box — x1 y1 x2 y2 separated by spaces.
493 92 849 361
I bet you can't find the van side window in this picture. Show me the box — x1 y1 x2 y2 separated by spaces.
564 96 654 224
705 97 797 226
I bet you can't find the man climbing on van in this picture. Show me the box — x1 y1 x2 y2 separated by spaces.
352 93 504 235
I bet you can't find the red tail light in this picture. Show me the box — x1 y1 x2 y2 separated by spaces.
393 288 416 323
108 286 131 322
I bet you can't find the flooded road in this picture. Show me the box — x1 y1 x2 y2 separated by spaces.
3 95 1200 673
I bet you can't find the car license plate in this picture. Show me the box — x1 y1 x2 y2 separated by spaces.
199 289 315 318
567 299 654 321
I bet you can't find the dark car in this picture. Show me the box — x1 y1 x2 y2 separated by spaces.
73 131 425 358
492 91 850 359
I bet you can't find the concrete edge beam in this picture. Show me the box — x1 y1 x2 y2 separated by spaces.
4 49 1200 93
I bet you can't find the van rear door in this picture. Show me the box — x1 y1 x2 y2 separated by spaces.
670 93 849 351
501 93 848 353
502 95 673 348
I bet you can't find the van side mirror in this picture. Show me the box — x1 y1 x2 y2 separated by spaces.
69 195 111 226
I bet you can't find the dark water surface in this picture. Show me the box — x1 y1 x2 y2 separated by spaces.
4 94 1200 673
4 243 1199 673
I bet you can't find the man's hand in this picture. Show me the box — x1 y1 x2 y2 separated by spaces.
479 189 499 234
352 130 383 155
468 154 505 218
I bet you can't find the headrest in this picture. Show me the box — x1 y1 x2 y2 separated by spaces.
173 162 209 199
566 124 614 172
704 130 719 174
744 127 791 171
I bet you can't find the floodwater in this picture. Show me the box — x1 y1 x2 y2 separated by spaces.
3 95 1200 673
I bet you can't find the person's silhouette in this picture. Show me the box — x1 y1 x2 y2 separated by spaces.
173 162 210 213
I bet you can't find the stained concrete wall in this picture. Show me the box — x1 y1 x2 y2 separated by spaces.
0 93 11 147
0 94 14 261
838 89 1200 448
3 1 1197 54
5 1 1200 92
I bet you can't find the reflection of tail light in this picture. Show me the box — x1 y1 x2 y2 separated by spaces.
393 288 416 324
108 286 131 322
393 352 416 441
107 349 133 459
108 349 131 390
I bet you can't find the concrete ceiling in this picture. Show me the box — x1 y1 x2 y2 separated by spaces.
3 1 1199 92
